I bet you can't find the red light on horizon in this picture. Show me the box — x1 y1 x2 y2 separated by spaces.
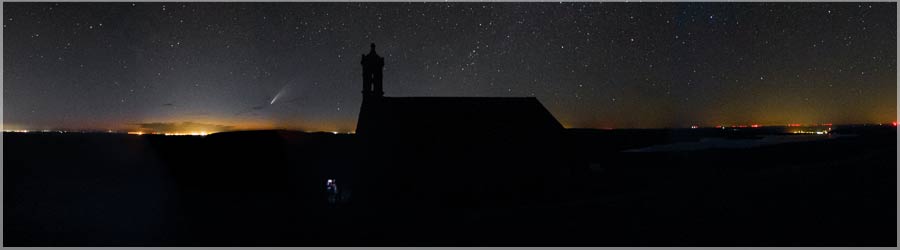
788 124 802 127
893 121 897 127
750 124 760 128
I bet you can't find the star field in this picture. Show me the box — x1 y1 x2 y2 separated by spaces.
3 3 896 132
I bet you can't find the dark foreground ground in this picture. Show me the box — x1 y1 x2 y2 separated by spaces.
4 125 896 246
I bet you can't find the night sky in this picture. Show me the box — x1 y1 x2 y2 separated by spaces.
4 2 897 133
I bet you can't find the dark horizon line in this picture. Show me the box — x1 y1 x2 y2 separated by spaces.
4 122 897 135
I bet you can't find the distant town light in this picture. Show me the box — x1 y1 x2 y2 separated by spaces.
2 130 31 133
157 131 211 136
793 130 829 135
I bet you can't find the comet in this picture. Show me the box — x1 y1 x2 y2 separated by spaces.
270 85 288 105
235 84 292 116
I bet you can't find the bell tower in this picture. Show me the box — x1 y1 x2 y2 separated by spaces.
356 43 385 135
361 43 385 99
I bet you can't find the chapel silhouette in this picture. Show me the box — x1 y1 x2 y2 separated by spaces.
353 44 582 207
356 43 564 137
